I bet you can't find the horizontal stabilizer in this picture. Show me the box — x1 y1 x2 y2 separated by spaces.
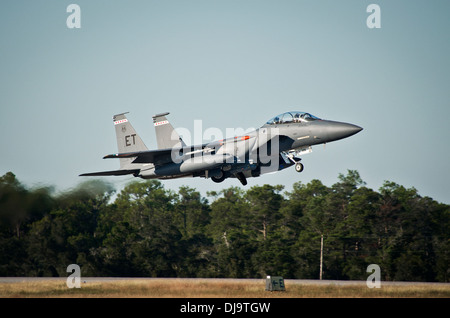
79 169 140 177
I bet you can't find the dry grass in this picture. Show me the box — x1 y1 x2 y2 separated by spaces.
1 279 449 298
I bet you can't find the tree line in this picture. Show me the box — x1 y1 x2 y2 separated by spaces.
0 170 448 281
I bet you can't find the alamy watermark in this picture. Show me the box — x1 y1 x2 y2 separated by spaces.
366 264 381 288
166 121 281 175
366 4 381 29
66 263 381 288
66 4 381 30
66 4 81 29
66 264 81 288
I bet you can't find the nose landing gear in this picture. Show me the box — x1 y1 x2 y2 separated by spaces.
282 150 305 173
295 162 304 173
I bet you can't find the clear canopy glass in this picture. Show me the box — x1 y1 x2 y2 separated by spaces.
265 111 321 125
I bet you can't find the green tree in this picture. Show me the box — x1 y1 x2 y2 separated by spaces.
0 170 448 281
207 187 256 277
26 180 114 276
0 172 31 238
245 184 284 240
174 186 210 238
340 186 382 279
288 179 332 278
98 180 182 276
0 172 55 275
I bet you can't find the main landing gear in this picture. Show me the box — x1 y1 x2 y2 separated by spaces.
211 171 226 183
211 171 248 186
235 172 247 186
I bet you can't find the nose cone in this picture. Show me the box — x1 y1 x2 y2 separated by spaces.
326 122 363 141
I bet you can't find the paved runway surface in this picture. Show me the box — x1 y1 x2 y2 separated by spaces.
1 277 448 287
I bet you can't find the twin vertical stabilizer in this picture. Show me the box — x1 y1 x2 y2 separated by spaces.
113 112 148 169
152 112 186 149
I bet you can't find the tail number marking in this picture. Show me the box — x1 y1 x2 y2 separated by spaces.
125 134 136 146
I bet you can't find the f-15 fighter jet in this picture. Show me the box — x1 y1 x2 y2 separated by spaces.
80 111 362 185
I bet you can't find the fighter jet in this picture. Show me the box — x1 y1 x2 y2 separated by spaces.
80 111 362 185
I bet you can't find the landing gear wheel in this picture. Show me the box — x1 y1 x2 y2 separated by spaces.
211 171 226 183
295 162 304 173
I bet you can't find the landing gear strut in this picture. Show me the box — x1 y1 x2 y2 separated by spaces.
283 150 304 173
235 172 247 186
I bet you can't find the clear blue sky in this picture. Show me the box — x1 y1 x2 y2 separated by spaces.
1 1 449 203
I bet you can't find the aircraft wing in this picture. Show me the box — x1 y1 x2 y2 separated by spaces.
79 169 140 176
103 143 226 165
103 138 249 166
103 148 177 165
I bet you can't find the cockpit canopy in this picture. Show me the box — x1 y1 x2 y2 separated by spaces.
265 111 321 125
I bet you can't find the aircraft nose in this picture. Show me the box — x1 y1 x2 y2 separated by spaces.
327 122 363 141
345 123 363 136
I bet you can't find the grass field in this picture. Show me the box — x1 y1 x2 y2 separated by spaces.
1 279 449 298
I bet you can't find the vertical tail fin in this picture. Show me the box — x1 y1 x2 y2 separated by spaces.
113 112 148 169
152 112 185 149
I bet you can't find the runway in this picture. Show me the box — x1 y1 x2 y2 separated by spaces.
1 276 448 287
